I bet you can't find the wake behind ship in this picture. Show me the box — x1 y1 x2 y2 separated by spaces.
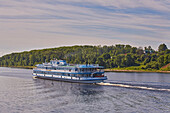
33 59 107 83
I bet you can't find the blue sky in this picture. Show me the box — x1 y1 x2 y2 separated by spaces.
0 0 170 56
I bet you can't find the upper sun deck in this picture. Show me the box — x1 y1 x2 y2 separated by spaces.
35 60 103 69
76 64 103 69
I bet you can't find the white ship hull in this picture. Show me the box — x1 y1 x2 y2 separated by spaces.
33 73 107 84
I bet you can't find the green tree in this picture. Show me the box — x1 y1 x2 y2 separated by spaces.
0 44 169 70
125 54 134 66
164 54 170 64
137 47 144 55
102 53 111 60
158 44 168 52
130 47 137 54
115 55 122 68
158 55 164 67
96 57 105 67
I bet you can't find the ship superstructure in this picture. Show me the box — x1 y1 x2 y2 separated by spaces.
33 59 107 83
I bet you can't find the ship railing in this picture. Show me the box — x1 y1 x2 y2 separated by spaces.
33 68 104 73
75 64 99 66
77 70 104 73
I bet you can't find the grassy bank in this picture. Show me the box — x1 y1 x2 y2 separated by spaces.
105 66 170 73
1 66 170 73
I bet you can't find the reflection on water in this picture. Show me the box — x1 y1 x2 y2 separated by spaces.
33 78 104 104
0 67 170 113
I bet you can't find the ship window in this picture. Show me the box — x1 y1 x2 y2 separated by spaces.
71 74 74 76
78 74 81 77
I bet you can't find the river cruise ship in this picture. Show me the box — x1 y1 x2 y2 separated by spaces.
33 59 107 83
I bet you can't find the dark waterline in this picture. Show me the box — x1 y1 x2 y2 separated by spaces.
0 67 170 113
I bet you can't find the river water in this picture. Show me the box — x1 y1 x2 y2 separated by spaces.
0 67 169 113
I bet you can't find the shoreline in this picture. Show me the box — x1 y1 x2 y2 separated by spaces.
1 66 170 73
104 69 170 73
0 66 34 69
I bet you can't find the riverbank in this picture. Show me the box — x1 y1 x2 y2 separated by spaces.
1 66 34 69
104 69 170 73
1 66 170 73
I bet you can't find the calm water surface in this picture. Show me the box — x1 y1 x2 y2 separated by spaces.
0 67 170 113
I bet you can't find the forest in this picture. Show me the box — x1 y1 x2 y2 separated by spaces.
0 44 169 71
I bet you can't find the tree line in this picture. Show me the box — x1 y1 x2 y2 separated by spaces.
0 44 169 70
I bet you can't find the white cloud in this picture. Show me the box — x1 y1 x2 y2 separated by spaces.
0 0 170 56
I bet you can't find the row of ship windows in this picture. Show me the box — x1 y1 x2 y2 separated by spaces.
33 70 92 77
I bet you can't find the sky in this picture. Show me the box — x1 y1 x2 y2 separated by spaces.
0 0 170 56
